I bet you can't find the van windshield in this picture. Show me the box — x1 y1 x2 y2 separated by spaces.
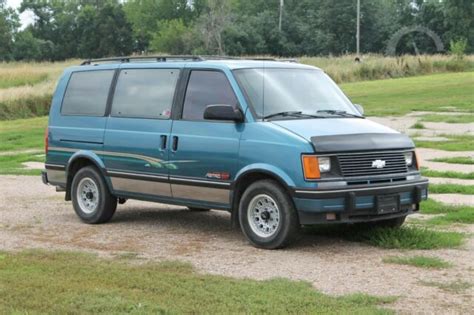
233 68 361 120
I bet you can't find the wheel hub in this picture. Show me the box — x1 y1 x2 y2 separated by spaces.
261 210 270 221
247 194 281 238
76 177 99 214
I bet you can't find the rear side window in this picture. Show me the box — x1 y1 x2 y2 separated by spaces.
182 71 237 120
61 70 114 116
111 69 179 119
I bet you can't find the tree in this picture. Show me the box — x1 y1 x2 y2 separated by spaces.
443 0 474 53
0 0 19 60
150 19 194 54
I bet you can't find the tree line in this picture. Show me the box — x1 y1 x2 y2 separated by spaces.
0 0 472 61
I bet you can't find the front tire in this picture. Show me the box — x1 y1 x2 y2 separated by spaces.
71 166 117 224
239 180 300 249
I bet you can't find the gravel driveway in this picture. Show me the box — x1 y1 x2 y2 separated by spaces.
1 175 472 314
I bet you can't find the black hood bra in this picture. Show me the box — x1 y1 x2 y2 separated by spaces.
310 133 415 153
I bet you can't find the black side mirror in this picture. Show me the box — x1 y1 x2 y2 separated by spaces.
203 104 244 122
354 104 364 115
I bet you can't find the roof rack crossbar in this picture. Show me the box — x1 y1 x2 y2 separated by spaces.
80 55 299 66
81 55 204 65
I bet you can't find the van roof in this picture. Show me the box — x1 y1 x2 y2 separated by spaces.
75 55 319 71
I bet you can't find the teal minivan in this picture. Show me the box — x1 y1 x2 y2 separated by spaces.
42 56 428 249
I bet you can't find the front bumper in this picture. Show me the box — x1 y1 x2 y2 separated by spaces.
293 179 429 224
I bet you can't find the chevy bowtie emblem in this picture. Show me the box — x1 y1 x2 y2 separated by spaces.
371 159 386 169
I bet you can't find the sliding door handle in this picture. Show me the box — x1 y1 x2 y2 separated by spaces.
172 136 179 152
160 135 167 150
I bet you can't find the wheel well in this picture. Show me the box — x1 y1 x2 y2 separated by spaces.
230 171 292 228
65 158 97 201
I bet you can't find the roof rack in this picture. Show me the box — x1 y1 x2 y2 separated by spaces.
80 55 204 65
80 55 299 65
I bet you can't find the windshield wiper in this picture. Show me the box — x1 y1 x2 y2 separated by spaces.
316 110 364 118
264 111 326 120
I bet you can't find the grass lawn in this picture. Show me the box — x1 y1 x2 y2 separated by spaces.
341 72 474 116
415 134 474 151
307 225 464 250
419 280 472 294
383 255 451 269
0 153 44 176
421 167 474 180
430 156 474 165
0 116 47 152
0 250 395 314
420 199 474 225
429 183 474 195
420 114 474 124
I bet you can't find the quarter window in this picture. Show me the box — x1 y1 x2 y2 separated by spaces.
61 70 114 116
182 71 238 120
111 69 179 119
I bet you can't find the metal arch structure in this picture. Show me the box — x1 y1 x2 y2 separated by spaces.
385 25 444 56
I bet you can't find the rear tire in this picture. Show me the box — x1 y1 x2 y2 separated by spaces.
71 166 117 224
239 180 300 249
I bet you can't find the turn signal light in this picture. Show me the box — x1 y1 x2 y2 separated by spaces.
302 155 320 180
414 150 420 170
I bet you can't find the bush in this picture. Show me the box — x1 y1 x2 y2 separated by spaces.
450 38 468 60
0 94 52 120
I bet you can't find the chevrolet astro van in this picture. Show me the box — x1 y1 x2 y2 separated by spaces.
42 56 428 249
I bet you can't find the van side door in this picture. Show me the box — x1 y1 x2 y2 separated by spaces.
103 67 180 197
169 69 243 208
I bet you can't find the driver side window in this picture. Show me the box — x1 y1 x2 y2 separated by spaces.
182 70 238 121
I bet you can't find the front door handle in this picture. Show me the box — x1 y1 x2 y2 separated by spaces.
160 135 167 150
172 136 179 152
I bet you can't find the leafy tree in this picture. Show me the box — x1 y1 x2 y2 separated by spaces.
0 0 19 60
150 19 193 54
443 0 474 53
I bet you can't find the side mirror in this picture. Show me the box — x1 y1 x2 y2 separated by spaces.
354 104 364 115
203 104 244 122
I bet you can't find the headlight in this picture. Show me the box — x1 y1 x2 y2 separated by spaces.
318 157 331 173
302 155 331 180
404 151 414 166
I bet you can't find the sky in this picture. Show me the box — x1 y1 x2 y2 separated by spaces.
6 0 35 29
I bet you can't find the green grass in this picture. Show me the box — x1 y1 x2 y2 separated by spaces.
301 54 474 84
411 122 425 129
341 72 474 116
431 156 474 165
307 225 464 250
419 199 474 225
419 280 472 294
421 167 474 180
383 255 451 269
0 94 53 120
0 116 47 151
0 153 44 175
415 134 474 151
429 183 474 195
0 250 395 314
346 227 464 249
0 73 48 89
420 114 474 124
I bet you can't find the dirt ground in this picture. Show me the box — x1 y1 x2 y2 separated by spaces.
1 175 472 314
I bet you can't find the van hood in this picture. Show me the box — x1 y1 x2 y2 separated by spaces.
272 118 414 153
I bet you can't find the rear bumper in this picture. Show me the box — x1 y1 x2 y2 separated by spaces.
293 179 429 224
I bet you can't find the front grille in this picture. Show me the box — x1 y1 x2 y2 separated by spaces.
337 151 408 177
